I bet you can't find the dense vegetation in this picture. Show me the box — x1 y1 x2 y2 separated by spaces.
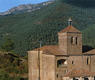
63 0 95 8
0 52 28 80
0 0 95 56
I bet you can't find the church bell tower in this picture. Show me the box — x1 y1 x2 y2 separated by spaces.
58 18 82 55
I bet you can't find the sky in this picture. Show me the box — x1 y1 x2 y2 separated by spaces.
0 0 49 12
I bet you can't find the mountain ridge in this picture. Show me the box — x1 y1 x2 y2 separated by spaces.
0 1 54 16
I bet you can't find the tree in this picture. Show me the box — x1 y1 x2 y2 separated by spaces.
1 37 15 52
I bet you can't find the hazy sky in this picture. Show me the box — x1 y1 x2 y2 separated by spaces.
0 0 49 12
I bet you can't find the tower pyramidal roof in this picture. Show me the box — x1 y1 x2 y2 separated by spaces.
59 18 81 33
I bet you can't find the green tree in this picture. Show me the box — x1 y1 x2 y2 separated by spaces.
1 37 15 52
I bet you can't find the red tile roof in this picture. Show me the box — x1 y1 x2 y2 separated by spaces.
31 45 95 55
34 45 66 55
64 68 95 77
59 26 81 33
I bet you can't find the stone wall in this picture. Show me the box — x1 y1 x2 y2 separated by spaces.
58 33 68 55
28 51 56 80
41 54 56 80
67 56 83 71
67 55 95 72
28 51 43 80
90 55 95 72
80 55 95 72
58 32 82 55
67 32 82 55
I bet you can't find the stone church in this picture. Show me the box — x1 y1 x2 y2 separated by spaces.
28 18 95 80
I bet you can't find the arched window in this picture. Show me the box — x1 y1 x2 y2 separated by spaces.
57 59 67 67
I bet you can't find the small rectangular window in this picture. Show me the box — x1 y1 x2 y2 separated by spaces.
72 61 74 64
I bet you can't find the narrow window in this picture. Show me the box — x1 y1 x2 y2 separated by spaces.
57 74 58 78
73 37 75 44
72 61 74 64
87 57 91 65
94 76 95 80
71 37 76 44
71 37 73 44
76 37 78 45
87 57 89 65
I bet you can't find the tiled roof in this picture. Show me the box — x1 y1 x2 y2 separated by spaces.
64 68 95 77
59 26 81 33
31 45 95 55
84 49 95 55
34 45 66 55
30 45 95 55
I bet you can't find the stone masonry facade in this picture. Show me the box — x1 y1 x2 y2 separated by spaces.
28 18 95 80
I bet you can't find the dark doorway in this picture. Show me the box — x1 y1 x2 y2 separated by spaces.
57 59 66 67
73 78 78 80
84 77 89 80
20 78 24 80
20 78 28 80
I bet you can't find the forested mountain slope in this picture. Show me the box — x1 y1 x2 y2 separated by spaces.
0 0 95 55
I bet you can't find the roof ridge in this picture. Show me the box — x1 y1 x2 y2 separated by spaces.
59 25 81 33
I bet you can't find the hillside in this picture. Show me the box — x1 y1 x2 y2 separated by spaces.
83 24 95 48
63 0 95 8
0 51 28 80
0 0 95 55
